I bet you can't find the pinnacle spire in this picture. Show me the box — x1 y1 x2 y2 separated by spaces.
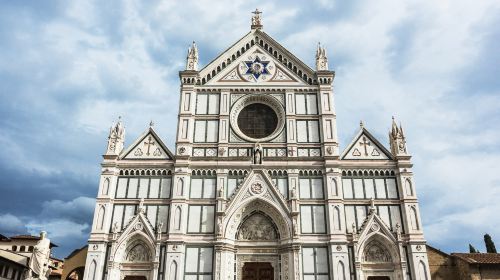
389 116 408 156
315 42 328 71
186 41 199 71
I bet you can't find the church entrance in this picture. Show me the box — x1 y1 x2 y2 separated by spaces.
367 277 390 280
123 276 147 280
242 262 273 280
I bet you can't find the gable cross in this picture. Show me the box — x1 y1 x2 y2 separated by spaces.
359 136 371 156
144 136 156 156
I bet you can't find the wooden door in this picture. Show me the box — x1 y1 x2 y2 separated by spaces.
124 276 147 280
242 262 273 280
367 277 390 280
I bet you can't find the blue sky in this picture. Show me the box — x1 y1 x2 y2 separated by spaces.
0 0 499 258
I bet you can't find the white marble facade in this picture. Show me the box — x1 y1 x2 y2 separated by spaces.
84 11 431 280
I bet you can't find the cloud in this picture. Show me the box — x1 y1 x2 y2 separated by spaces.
0 214 27 236
41 197 95 224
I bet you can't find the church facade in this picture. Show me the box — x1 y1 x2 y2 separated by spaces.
84 11 431 280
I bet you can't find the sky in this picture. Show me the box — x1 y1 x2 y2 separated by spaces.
0 0 499 259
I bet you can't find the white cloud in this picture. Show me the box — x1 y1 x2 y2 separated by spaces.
0 214 27 235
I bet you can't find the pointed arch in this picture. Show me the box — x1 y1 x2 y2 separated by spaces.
418 261 429 280
169 260 178 280
405 178 413 196
333 206 341 231
112 219 157 264
174 206 182 230
224 198 291 240
177 178 184 196
102 178 110 195
357 230 400 266
363 240 392 263
87 260 96 280
96 205 105 230
410 206 420 230
331 178 338 196
337 261 346 280
236 212 278 240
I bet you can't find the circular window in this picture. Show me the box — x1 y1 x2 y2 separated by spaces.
237 103 278 139
230 94 285 142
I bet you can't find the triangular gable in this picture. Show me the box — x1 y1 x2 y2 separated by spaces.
206 46 306 86
199 29 315 85
224 169 290 217
341 127 393 160
357 209 397 245
114 209 158 254
121 127 174 160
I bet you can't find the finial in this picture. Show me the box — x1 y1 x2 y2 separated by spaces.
251 9 263 29
360 120 364 128
149 120 154 127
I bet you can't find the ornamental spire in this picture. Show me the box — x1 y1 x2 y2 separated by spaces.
316 42 328 70
389 116 408 156
106 116 125 156
186 41 198 71
251 9 263 30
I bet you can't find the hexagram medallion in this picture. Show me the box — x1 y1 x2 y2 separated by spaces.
239 53 275 82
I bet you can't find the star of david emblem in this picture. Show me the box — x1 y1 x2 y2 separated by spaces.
244 56 270 80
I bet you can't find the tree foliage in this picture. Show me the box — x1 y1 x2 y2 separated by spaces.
484 234 497 253
469 244 479 253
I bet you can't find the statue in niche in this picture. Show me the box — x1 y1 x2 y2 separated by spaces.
26 231 51 280
237 213 277 241
253 143 262 164
126 243 150 262
217 217 223 236
363 241 392 263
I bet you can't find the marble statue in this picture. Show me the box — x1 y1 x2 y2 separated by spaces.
26 231 51 280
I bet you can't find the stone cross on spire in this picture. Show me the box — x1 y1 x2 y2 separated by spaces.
251 9 263 30
316 42 329 71
186 41 199 71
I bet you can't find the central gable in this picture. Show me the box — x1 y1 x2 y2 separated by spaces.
199 30 315 86
206 47 306 86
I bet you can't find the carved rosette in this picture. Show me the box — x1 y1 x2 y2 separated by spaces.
250 182 265 195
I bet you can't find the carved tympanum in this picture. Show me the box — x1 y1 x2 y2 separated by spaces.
126 243 150 262
237 213 277 241
363 241 392 263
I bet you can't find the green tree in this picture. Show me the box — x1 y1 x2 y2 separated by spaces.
484 234 497 253
469 244 479 253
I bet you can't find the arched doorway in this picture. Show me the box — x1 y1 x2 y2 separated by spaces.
224 198 292 280
109 232 156 280
120 240 154 280
360 238 400 280
235 211 280 280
